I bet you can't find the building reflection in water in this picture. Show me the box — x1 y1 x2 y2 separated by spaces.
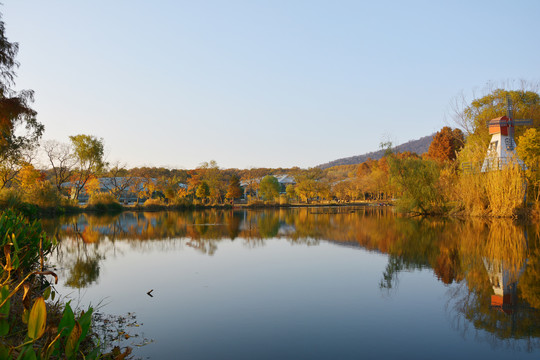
43 208 540 350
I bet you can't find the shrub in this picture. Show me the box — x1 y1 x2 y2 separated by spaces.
0 210 53 272
143 198 165 207
0 188 23 209
170 197 193 208
0 210 103 359
142 198 166 210
87 193 122 213
23 181 63 209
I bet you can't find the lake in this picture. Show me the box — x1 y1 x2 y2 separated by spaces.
41 207 540 359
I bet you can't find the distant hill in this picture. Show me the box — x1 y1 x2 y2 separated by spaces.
318 134 434 169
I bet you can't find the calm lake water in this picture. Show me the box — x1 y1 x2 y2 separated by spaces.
41 207 540 359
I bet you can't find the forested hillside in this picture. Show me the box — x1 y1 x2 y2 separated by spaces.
318 134 434 169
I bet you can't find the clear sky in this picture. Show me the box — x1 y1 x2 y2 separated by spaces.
3 0 540 169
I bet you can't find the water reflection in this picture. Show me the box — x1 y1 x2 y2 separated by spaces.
43 208 540 352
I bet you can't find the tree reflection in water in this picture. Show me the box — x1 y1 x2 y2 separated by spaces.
42 208 540 349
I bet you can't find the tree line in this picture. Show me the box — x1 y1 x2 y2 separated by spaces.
1 87 539 216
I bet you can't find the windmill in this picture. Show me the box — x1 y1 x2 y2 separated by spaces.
481 94 533 172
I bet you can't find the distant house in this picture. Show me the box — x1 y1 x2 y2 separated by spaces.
240 174 296 198
62 177 187 203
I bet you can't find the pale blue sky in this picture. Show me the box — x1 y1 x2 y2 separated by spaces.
3 1 540 169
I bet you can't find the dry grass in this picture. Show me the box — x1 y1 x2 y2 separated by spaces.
484 163 526 217
457 162 526 217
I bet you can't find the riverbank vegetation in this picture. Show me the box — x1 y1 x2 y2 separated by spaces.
0 6 538 219
1 85 538 218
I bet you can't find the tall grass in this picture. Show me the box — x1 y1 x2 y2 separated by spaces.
458 162 526 217
484 163 526 217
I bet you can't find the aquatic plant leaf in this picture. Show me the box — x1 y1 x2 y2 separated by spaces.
17 346 36 360
65 321 82 359
12 253 19 270
27 297 46 340
58 302 75 337
0 318 9 336
0 286 9 315
43 332 62 360
0 344 9 359
43 286 51 301
78 307 93 341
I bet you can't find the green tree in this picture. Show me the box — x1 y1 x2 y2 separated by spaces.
389 157 446 214
286 184 296 200
69 134 106 200
259 175 280 200
196 181 210 202
199 160 224 203
454 87 540 163
225 174 243 202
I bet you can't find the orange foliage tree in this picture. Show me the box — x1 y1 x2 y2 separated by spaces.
426 126 464 162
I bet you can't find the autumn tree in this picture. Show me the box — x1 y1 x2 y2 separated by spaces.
0 13 43 164
225 174 243 202
84 175 101 199
15 162 44 193
0 148 37 190
286 184 296 200
241 170 260 199
198 160 225 203
516 128 540 203
453 86 540 163
69 134 106 200
426 127 464 162
196 181 210 204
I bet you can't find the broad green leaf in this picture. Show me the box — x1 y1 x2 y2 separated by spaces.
78 307 93 341
0 344 10 360
27 297 46 340
58 302 75 337
0 286 10 315
16 346 36 360
65 321 82 359
0 318 9 336
43 286 51 301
